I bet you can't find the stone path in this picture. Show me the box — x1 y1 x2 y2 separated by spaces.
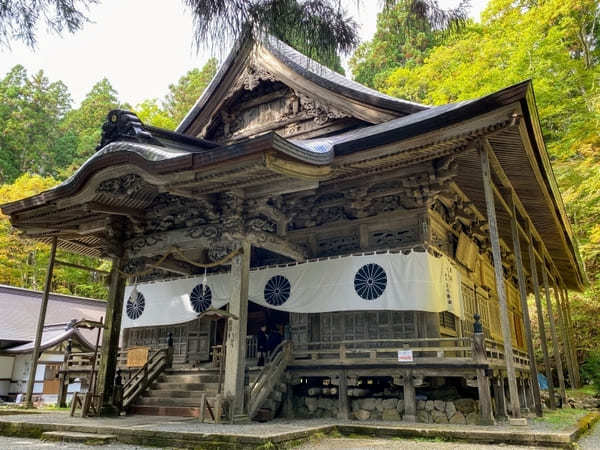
0 436 144 449
577 418 600 450
297 437 550 449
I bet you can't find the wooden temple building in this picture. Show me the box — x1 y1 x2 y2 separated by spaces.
1 34 586 424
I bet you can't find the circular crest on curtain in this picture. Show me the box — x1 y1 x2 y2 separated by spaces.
190 284 212 313
264 275 291 306
354 263 387 300
126 291 145 320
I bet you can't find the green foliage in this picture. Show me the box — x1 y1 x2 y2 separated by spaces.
0 174 108 299
0 58 217 297
349 1 438 88
355 0 600 361
164 58 218 126
0 65 72 182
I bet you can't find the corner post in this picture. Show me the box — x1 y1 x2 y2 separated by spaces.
97 255 127 415
527 226 556 409
224 241 251 415
562 289 580 387
25 236 58 408
508 192 542 416
554 284 575 389
479 145 520 418
540 264 567 406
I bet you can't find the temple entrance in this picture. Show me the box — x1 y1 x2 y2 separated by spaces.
186 318 214 365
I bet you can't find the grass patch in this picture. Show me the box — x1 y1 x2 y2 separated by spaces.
533 408 588 430
567 386 596 400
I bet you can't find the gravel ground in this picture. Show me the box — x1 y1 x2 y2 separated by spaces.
0 436 144 450
296 437 551 449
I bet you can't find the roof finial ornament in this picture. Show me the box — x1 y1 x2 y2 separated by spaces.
96 109 161 151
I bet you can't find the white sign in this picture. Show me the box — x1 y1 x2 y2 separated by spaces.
398 350 414 362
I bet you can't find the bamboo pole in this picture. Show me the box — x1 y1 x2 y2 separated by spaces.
479 145 521 418
541 264 567 405
25 236 58 408
527 226 556 409
508 192 542 416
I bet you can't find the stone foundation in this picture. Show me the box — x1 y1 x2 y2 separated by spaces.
293 395 481 424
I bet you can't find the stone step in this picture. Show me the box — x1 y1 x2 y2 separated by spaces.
129 404 205 418
136 396 215 407
144 389 216 398
159 374 220 383
42 431 116 444
164 368 219 375
151 382 220 391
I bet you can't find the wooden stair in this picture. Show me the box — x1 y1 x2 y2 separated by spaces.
129 367 221 418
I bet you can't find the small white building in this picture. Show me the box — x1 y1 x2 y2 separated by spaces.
0 285 105 403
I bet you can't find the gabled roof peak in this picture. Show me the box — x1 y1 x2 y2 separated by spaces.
176 33 428 136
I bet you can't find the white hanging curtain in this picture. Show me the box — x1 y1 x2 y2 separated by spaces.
121 251 463 329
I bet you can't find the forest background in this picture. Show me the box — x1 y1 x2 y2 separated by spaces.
1 0 598 364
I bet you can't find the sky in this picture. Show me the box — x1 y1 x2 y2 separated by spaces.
0 0 489 107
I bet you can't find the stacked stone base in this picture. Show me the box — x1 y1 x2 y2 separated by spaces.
293 395 481 424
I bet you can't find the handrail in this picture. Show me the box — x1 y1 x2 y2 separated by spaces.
247 340 291 418
120 347 172 409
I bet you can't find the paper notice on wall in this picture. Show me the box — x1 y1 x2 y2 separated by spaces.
397 350 414 362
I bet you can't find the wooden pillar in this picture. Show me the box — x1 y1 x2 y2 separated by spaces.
25 236 58 408
477 369 495 425
525 378 535 412
527 227 556 409
403 371 416 423
224 241 251 415
508 192 542 417
97 255 127 415
338 370 349 419
494 377 508 420
541 265 567 406
554 284 575 389
518 378 529 413
561 288 580 388
479 146 520 418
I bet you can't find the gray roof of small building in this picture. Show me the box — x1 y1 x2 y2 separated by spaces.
4 323 96 354
0 284 106 344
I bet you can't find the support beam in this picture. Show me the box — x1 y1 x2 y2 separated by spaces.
24 236 58 408
493 377 507 420
508 192 542 416
224 240 251 415
477 368 495 425
338 370 349 420
562 289 581 387
553 284 576 389
97 255 127 415
479 145 521 418
403 371 416 423
541 264 567 406
528 225 556 409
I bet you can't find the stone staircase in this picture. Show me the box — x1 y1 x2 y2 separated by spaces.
129 367 222 417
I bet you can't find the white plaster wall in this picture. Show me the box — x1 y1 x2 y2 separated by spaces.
0 355 15 396
10 354 44 396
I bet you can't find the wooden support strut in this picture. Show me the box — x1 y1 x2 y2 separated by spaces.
507 191 543 416
541 262 567 406
553 282 576 389
479 145 521 419
24 236 58 408
527 225 556 409
562 288 581 387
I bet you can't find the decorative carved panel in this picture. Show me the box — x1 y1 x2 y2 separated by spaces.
317 234 360 257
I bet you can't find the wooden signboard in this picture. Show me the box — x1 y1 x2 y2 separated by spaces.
480 258 496 291
456 233 478 271
127 346 149 367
